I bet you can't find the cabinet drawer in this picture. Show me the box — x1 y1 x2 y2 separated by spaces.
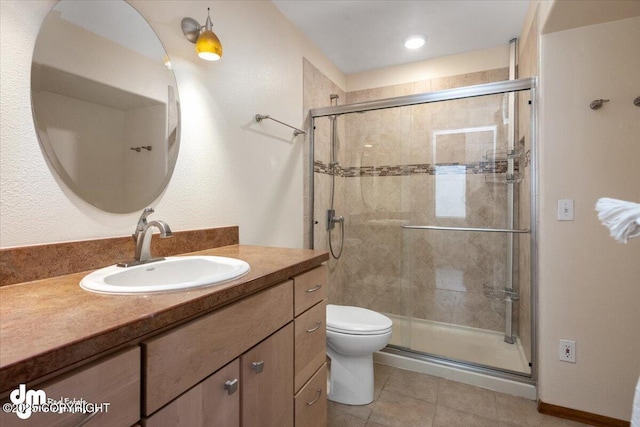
143 359 240 427
293 265 327 316
294 364 327 427
0 347 140 427
142 281 293 415
294 300 326 392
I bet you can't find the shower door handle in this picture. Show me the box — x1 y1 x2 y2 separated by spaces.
402 225 530 233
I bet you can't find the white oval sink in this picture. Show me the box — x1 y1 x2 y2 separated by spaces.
80 256 250 294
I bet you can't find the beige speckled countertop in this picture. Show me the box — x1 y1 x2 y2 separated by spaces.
0 244 329 395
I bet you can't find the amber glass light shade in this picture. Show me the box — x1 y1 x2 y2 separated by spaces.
196 30 223 61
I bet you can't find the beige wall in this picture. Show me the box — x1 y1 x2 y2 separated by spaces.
0 0 343 248
346 45 509 92
539 15 640 421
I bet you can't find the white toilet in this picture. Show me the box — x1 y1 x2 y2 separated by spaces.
326 304 393 405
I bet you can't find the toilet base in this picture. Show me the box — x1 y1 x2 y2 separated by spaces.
327 348 374 405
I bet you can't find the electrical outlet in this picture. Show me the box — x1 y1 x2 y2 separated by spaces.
559 339 576 363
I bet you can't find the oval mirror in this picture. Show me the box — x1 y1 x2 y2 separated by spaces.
31 0 180 213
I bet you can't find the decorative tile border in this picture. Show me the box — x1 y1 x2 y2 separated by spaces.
314 160 517 177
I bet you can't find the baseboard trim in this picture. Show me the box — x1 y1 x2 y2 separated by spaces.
538 400 630 427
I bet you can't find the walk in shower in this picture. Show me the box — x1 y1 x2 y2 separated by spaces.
306 62 537 382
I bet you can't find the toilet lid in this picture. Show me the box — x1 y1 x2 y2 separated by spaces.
326 304 393 335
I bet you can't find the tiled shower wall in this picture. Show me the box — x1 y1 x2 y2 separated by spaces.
304 60 531 338
303 59 346 305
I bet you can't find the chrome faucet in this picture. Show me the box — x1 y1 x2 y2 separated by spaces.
119 207 173 267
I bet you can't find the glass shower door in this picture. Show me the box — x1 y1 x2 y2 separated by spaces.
399 92 532 375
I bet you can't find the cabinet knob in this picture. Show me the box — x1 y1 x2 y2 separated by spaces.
251 361 264 373
224 378 239 395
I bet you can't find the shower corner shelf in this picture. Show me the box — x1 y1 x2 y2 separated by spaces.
484 284 520 301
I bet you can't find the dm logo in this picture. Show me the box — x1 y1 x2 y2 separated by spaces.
10 384 46 419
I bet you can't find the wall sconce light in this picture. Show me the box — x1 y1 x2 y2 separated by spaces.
181 8 223 61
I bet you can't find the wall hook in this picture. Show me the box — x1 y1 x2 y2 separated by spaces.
130 146 152 152
589 99 610 110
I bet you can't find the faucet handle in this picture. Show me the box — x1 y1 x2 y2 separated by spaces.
133 207 155 239
140 207 154 217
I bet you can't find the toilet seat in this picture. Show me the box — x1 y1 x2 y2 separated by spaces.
327 304 393 336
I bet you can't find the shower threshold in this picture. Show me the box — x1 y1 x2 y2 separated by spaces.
374 347 537 400
385 314 531 375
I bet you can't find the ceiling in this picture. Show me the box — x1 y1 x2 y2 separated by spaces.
272 0 531 75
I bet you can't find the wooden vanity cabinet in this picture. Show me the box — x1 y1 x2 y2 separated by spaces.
141 281 294 427
0 347 140 427
144 324 294 427
142 265 328 427
292 265 328 427
142 281 293 416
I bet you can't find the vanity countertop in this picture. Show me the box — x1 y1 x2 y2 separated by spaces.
0 244 329 395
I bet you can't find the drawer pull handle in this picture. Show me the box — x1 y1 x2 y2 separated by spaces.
306 321 322 333
306 389 322 406
224 378 239 395
71 410 99 427
251 361 264 373
306 284 322 293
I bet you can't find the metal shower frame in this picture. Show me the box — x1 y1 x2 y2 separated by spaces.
308 76 538 382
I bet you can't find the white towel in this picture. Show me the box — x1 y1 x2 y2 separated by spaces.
595 198 640 243
633 375 640 427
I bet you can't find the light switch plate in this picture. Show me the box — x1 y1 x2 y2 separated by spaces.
557 199 574 221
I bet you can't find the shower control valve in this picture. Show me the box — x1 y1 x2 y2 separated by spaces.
327 209 344 230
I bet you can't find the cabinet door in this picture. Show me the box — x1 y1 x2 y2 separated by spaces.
144 359 240 427
241 323 294 427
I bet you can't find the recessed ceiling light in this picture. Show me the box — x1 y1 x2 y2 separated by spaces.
404 34 426 50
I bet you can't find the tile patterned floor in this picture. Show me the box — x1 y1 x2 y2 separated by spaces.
328 364 590 427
